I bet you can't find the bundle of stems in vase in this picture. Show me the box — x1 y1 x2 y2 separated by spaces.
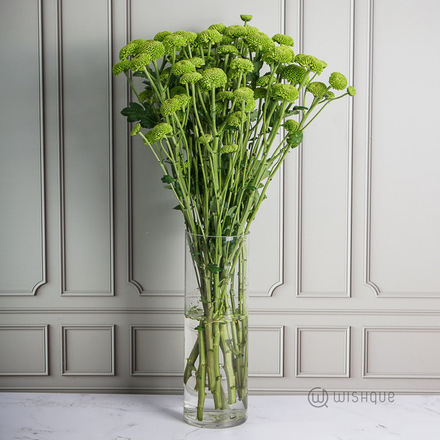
114 14 355 421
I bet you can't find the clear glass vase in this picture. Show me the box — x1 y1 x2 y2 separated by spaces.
183 231 249 428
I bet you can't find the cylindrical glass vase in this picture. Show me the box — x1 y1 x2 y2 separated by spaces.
183 231 249 428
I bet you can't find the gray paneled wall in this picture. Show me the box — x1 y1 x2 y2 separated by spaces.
1 0 440 394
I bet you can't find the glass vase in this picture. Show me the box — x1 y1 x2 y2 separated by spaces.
183 231 249 428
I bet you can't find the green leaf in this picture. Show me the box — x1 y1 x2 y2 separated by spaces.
161 175 175 184
121 102 158 128
288 130 303 148
207 263 222 274
173 205 182 211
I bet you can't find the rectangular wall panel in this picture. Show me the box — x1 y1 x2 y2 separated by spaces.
363 327 440 378
0 0 45 295
296 326 350 377
365 0 440 296
0 326 48 375
297 0 353 296
59 0 114 294
61 325 115 375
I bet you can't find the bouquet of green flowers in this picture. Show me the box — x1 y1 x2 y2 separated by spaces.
114 14 354 425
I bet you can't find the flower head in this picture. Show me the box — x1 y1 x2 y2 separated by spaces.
256 73 275 87
233 87 254 101
145 123 173 143
281 64 307 85
263 45 295 64
272 33 294 46
295 54 326 74
245 32 275 52
229 58 254 73
162 34 186 54
154 31 172 42
130 122 141 136
196 29 222 45
284 119 299 133
217 45 239 56
130 53 152 72
224 25 249 38
270 83 299 103
174 30 197 44
189 57 205 68
306 81 328 97
253 87 267 99
138 41 165 60
227 111 245 127
119 40 143 60
208 23 226 33
221 144 239 154
138 89 154 102
160 98 181 116
216 91 235 101
329 72 347 90
198 134 213 144
240 14 253 23
180 71 203 85
200 68 228 89
112 60 131 76
347 86 356 96
171 60 196 75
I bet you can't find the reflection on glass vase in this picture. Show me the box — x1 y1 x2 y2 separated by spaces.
183 231 249 428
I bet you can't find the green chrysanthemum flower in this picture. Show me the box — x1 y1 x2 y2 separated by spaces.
263 44 295 64
329 72 347 90
233 87 254 101
160 97 181 116
162 34 186 54
208 23 226 34
171 60 196 75
253 87 267 99
210 101 225 113
347 86 356 96
246 26 260 34
180 71 203 85
131 122 141 136
217 45 239 56
200 68 228 89
281 64 307 85
154 31 172 42
130 53 152 72
245 32 275 52
221 144 239 154
270 83 299 103
189 57 205 68
325 90 335 99
306 81 328 97
112 60 131 76
295 54 326 74
221 35 234 45
199 134 213 144
174 93 191 108
240 14 253 22
145 123 173 143
138 89 154 102
160 67 171 81
227 111 245 127
174 30 197 44
244 97 256 112
216 91 235 101
170 86 187 97
119 41 143 60
272 33 294 47
137 41 165 60
230 58 254 73
284 119 299 133
256 74 275 87
196 29 222 45
224 25 249 38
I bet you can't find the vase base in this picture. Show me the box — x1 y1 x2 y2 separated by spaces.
183 408 247 429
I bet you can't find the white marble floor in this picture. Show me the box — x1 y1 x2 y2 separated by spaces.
1 392 440 440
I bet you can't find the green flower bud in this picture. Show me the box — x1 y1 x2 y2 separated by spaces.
131 122 141 136
329 72 347 90
171 60 196 75
130 53 152 72
216 91 235 101
233 87 254 101
196 29 222 45
245 32 275 52
224 25 249 38
189 57 205 68
174 30 197 44
217 45 239 56
295 54 326 74
253 87 267 99
272 33 294 47
230 58 254 73
138 41 165 60
284 119 299 133
256 73 275 87
347 86 356 96
162 34 186 54
180 71 203 84
281 64 307 85
160 97 181 116
208 23 227 34
325 90 335 99
240 14 253 22
227 111 245 127
174 93 191 109
221 35 234 45
200 68 227 89
154 31 172 42
199 134 213 143
270 83 299 103
145 123 173 143
306 81 328 97
221 144 239 154
244 97 256 112
112 60 131 76
263 44 295 64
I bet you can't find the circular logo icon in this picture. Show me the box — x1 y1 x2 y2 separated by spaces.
308 387 329 408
